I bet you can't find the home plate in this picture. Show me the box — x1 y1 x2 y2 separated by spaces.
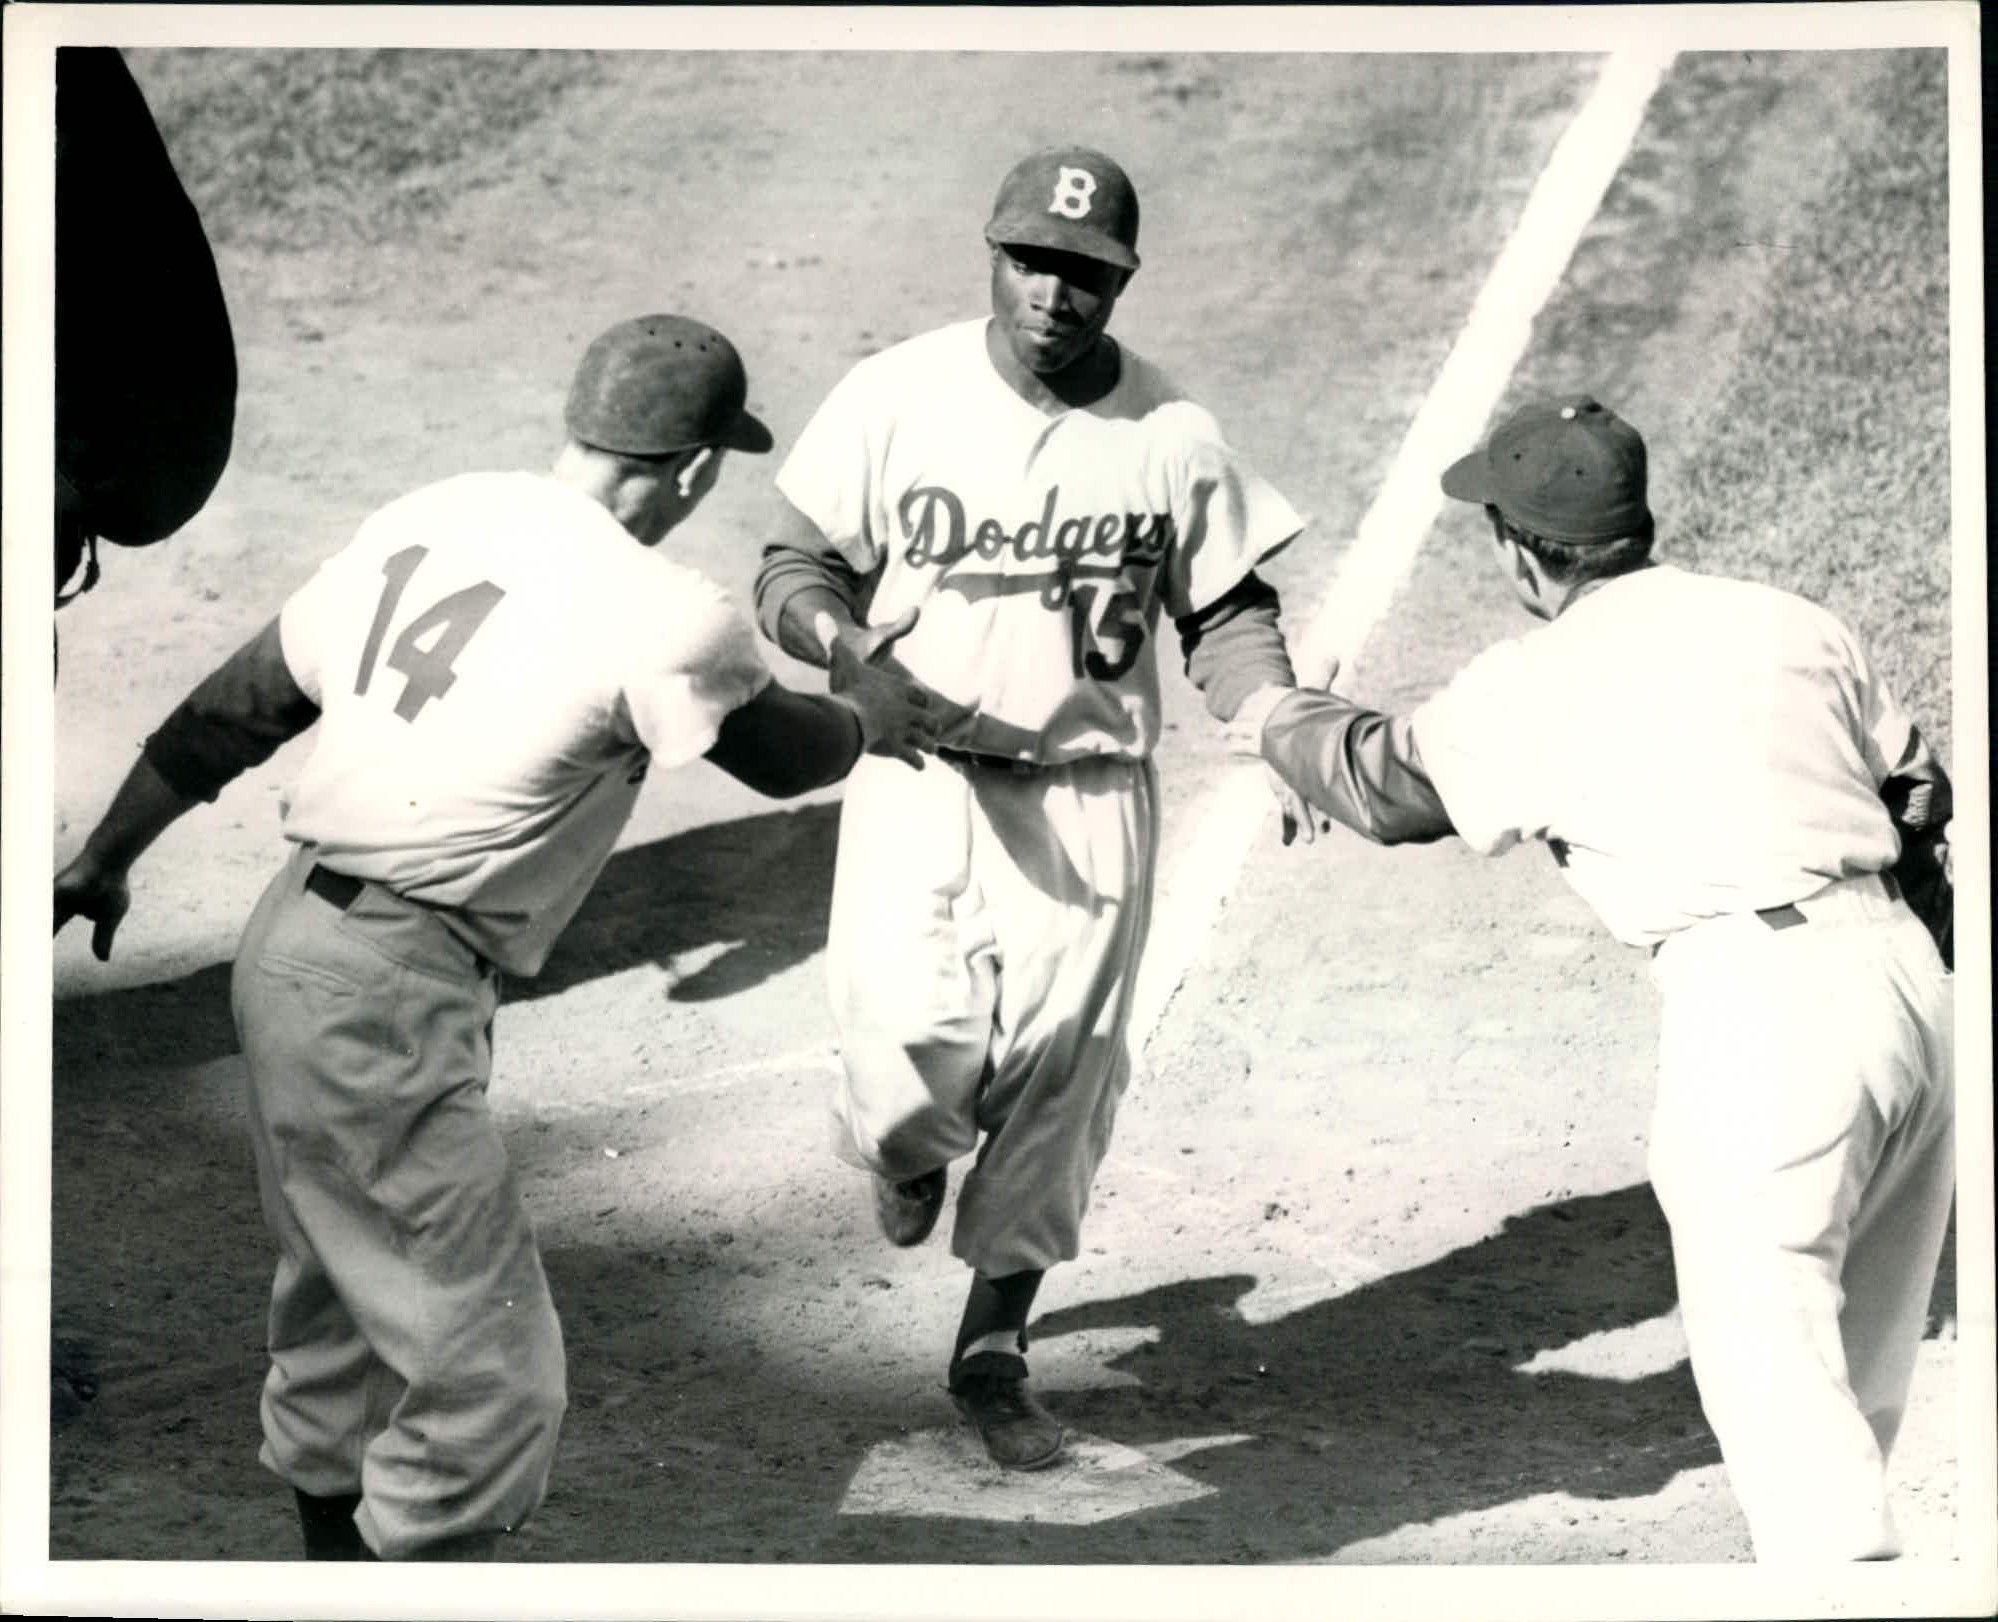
838 1428 1252 1524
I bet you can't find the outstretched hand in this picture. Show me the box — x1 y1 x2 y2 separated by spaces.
828 607 944 770
55 854 130 961
1242 662 1341 847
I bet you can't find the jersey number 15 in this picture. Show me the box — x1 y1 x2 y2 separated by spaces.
355 545 506 721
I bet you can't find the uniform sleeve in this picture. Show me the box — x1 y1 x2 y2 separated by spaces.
1407 638 1548 857
1845 627 1940 795
622 580 775 769
773 362 885 574
1261 689 1454 845
143 616 319 802
1159 408 1304 620
1177 572 1297 721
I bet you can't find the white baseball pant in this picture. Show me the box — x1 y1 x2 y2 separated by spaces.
824 751 1159 1276
1648 872 1955 1562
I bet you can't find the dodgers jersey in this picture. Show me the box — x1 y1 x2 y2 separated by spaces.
277 470 770 974
1409 565 1928 946
777 319 1302 763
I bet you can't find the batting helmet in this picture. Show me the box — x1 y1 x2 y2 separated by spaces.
565 315 773 457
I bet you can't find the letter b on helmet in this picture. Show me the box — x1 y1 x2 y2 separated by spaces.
1049 166 1098 219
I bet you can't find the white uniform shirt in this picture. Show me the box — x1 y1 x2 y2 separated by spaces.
777 319 1301 763
1410 565 1918 947
278 471 771 974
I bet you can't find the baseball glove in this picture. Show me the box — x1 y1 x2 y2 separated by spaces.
1884 776 1953 971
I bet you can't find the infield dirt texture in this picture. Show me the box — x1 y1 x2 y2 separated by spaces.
25 21 1986 1606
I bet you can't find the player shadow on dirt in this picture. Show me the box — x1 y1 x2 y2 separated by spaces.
53 960 242 1078
799 1176 1945 1564
513 1179 1757 1563
48 800 844 1080
520 800 840 1004
786 1182 1731 1562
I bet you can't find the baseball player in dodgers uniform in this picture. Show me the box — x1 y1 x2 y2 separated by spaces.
53 316 936 1560
1236 396 1955 1561
755 147 1310 1468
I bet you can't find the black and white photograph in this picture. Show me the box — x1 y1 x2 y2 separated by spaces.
3 5 1990 1619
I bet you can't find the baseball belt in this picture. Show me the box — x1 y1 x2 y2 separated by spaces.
1753 869 1900 931
1651 869 1903 956
304 861 499 980
305 863 365 909
934 746 1050 777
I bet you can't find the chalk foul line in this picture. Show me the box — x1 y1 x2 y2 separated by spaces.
1126 46 1679 1057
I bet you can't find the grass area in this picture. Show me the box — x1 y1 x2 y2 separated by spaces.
122 48 610 251
1531 50 1954 760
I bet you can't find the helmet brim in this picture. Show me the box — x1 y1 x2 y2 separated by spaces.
716 410 774 455
1440 447 1495 505
986 218 1140 272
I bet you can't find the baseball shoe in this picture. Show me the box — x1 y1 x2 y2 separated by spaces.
949 1367 1066 1471
872 1167 947 1247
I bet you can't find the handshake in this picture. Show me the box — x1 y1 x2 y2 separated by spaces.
823 606 958 769
1231 667 1340 848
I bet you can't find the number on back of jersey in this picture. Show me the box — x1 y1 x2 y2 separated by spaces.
354 545 507 721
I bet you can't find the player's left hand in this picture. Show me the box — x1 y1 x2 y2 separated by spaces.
55 853 131 961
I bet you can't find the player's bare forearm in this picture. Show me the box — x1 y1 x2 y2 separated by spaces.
54 753 200 959
1258 689 1455 846
59 616 318 959
763 578 865 669
75 753 201 874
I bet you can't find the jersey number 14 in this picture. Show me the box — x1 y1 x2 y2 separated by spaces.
355 545 506 721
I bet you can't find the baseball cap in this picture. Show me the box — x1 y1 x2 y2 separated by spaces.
1440 396 1651 544
984 146 1141 272
564 315 773 457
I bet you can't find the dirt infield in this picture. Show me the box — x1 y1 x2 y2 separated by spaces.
34 36 1972 1590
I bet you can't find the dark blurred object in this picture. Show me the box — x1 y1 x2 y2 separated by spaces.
1883 773 1953 972
1890 823 1953 971
56 46 237 609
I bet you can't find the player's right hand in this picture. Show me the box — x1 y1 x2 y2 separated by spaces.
830 607 941 770
54 854 131 961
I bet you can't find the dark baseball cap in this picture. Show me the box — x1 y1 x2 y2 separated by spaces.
1441 396 1651 544
564 315 773 457
984 146 1141 272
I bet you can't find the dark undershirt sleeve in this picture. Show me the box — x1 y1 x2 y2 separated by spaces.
702 681 864 797
142 616 319 802
1261 688 1455 846
753 542 870 664
1177 571 1297 722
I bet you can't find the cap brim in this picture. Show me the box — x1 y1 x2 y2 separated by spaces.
986 219 1140 272
718 410 774 455
1439 447 1495 505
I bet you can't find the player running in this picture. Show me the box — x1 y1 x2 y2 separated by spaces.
1238 395 1955 1562
53 315 938 1560
754 147 1312 1469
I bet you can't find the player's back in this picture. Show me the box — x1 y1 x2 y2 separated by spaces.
284 470 646 807
1415 563 1910 940
1520 565 1902 926
274 470 741 967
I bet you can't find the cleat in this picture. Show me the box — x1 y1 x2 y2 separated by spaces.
872 1167 947 1247
949 1368 1066 1470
